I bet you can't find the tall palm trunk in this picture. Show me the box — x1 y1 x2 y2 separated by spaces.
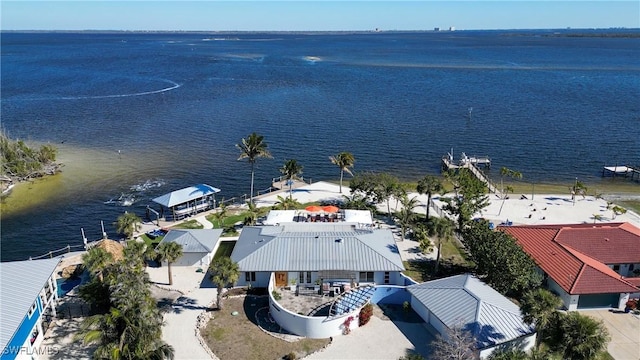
435 241 442 274
217 285 224 309
167 262 173 285
250 163 255 204
339 169 344 193
426 193 432 221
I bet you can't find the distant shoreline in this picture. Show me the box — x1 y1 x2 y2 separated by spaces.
2 28 639 37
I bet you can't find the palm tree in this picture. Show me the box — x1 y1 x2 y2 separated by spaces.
608 204 627 219
243 201 260 226
430 217 454 274
557 312 609 360
211 199 228 228
520 288 562 348
498 168 522 215
156 242 183 286
209 257 240 310
274 195 301 210
279 159 303 200
114 211 142 240
329 152 355 193
397 192 419 241
82 247 114 282
416 175 443 221
236 132 272 204
123 240 147 269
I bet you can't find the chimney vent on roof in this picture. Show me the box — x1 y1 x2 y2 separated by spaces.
604 238 609 241
335 238 343 244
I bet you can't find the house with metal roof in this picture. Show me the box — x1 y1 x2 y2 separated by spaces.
1 258 61 360
156 229 223 267
232 222 405 288
151 184 221 221
501 222 640 310
407 274 536 359
230 222 406 338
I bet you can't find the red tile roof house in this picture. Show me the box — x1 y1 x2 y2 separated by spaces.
500 222 640 311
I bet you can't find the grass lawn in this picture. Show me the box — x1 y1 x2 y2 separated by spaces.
402 237 473 283
214 241 236 260
171 219 203 229
202 297 329 360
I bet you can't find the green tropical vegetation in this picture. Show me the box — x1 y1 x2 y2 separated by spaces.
461 220 541 297
209 257 240 310
349 172 402 220
78 242 174 359
114 212 142 240
329 151 355 193
236 132 272 204
273 194 301 210
280 159 303 199
519 288 562 348
396 192 419 241
0 131 60 181
416 175 443 221
441 168 490 229
156 242 183 286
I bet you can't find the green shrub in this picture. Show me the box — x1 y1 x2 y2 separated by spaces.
272 290 282 300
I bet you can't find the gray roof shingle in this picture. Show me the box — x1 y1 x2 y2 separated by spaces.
407 274 534 348
158 229 223 253
231 223 404 272
1 257 61 353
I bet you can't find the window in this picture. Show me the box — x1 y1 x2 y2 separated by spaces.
306 272 312 284
359 272 374 282
245 272 256 282
28 302 37 318
613 265 620 272
299 272 305 284
384 272 390 284
630 264 635 271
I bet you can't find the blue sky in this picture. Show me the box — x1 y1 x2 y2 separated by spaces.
2 1 639 31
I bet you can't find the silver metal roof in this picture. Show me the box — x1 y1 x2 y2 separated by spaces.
408 274 534 348
152 184 220 208
1 257 62 353
231 223 404 272
157 229 223 253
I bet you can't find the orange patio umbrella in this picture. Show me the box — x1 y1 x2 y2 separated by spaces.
322 205 340 213
305 205 323 213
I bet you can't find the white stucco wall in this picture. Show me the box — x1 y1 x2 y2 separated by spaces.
547 278 579 311
171 252 211 267
410 295 430 324
267 273 361 338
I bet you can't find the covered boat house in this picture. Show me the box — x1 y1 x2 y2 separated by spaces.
152 184 221 221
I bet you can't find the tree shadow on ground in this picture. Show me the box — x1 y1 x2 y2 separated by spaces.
406 259 474 282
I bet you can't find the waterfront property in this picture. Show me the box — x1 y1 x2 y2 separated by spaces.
501 222 640 310
230 221 406 338
151 184 221 221
408 274 536 359
156 229 223 267
261 209 373 226
0 258 61 360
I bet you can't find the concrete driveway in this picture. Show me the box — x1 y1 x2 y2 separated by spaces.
581 310 640 360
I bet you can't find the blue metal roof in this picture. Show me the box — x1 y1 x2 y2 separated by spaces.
152 184 220 208
408 274 534 348
1 257 62 353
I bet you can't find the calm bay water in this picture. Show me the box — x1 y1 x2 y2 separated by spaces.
1 30 639 261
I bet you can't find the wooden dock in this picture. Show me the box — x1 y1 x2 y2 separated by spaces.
442 152 502 197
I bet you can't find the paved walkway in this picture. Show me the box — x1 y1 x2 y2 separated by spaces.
195 215 214 229
146 266 217 360
581 310 640 360
305 316 433 360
